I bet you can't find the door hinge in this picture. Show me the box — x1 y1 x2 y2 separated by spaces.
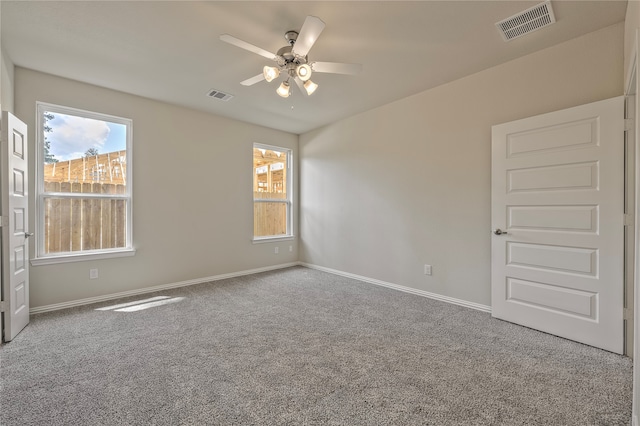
624 308 634 321
0 301 7 312
625 118 634 131
624 214 634 227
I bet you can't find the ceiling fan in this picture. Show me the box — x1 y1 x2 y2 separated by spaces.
220 15 362 98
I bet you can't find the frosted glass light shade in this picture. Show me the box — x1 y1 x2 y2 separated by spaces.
263 66 280 82
277 81 291 98
304 80 318 95
296 64 312 81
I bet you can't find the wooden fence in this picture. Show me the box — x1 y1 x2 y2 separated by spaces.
43 181 126 254
44 151 126 185
254 192 287 237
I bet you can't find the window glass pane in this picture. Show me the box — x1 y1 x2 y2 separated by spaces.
43 111 127 192
43 181 125 195
253 144 291 239
253 147 287 199
254 202 287 237
37 103 132 260
42 197 128 254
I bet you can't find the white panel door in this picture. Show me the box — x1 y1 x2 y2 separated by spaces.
1 111 30 342
491 96 625 354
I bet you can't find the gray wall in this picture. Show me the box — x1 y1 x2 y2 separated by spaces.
11 23 626 310
299 23 624 307
15 68 298 308
625 0 639 88
0 4 15 114
1 50 14 113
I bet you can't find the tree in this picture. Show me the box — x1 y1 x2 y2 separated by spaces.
84 148 99 157
43 112 58 163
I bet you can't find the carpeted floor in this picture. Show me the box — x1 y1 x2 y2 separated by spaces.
0 266 633 425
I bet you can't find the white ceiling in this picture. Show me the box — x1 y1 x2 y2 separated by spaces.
1 1 627 134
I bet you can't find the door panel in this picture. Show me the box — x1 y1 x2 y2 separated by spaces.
491 96 624 354
507 242 597 275
506 278 596 319
507 205 598 232
507 162 598 192
2 111 30 342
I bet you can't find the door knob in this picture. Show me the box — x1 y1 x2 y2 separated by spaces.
494 229 507 235
24 232 34 238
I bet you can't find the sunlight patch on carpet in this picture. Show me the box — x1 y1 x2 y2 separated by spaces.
95 295 185 312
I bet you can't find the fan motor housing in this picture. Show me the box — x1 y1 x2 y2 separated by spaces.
276 45 308 67
284 30 298 45
276 45 295 62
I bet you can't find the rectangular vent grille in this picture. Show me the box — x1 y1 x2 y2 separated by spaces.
206 89 234 101
496 1 556 42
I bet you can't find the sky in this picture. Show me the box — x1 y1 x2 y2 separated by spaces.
46 112 126 161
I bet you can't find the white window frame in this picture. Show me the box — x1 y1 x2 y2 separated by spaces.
32 102 135 265
252 143 293 243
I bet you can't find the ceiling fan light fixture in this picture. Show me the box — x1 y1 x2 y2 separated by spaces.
304 79 318 95
277 80 291 98
296 64 312 81
220 15 362 99
263 66 280 82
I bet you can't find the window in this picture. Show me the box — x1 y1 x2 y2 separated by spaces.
34 102 134 264
253 144 292 240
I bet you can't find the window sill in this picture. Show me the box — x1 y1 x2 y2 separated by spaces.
31 248 136 266
252 235 295 244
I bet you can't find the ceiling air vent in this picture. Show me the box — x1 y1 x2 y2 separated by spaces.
206 89 234 101
496 1 556 42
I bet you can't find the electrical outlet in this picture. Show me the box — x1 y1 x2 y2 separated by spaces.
289 245 293 252
90 269 99 279
274 247 279 254
424 264 432 276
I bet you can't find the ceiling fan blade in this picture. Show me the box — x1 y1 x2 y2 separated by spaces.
293 77 307 95
291 16 325 57
240 73 266 86
220 34 277 61
311 61 363 75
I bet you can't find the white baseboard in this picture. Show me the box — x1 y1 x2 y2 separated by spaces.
29 262 300 314
31 261 491 315
300 262 492 313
